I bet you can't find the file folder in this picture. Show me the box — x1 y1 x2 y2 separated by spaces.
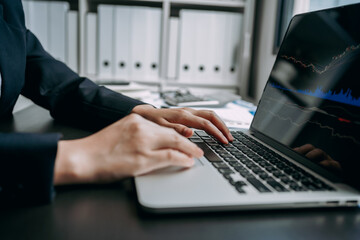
209 12 227 84
22 1 30 29
114 6 132 81
194 11 212 84
178 10 196 82
167 17 180 80
29 1 49 50
225 13 242 85
66 10 78 73
86 12 97 76
98 5 114 81
49 2 68 62
130 7 148 81
143 7 161 81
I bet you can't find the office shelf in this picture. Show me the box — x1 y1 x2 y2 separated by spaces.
23 0 255 96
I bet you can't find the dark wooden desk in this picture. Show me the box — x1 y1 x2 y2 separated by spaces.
1 105 360 240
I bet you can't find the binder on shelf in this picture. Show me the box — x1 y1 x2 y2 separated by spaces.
130 7 148 81
143 7 161 81
85 12 97 76
167 17 180 80
209 12 227 84
66 10 78 73
29 1 49 50
178 10 196 82
49 2 69 62
225 13 242 85
22 1 30 29
194 11 212 84
113 6 132 82
98 5 114 82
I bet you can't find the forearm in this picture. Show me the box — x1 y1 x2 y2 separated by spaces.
0 133 61 206
23 30 145 130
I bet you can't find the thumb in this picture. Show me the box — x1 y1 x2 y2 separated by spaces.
159 120 193 137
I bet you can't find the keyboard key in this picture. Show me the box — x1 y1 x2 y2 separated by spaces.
289 183 307 191
219 153 232 158
235 186 246 194
280 176 292 184
259 173 270 180
219 169 234 174
273 171 286 178
230 162 242 167
201 136 212 140
265 166 277 172
252 169 266 175
234 181 247 187
213 162 229 169
201 130 333 194
267 180 288 192
208 143 220 146
189 136 201 140
216 150 228 154
246 178 271 193
223 174 232 180
224 157 238 163
291 173 306 181
196 131 208 137
238 171 254 178
196 142 223 162
233 153 246 159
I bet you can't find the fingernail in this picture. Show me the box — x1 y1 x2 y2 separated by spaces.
185 128 193 137
187 158 195 167
228 133 234 141
197 148 204 157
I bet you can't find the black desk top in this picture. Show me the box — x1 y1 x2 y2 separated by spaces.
1 105 360 240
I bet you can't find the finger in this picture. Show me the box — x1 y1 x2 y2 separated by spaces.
319 159 341 171
293 144 315 155
189 109 234 142
305 148 328 161
155 149 195 168
173 113 229 144
153 128 203 158
136 150 195 176
158 119 194 138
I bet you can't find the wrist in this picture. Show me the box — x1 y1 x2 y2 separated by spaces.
54 140 84 185
131 104 156 116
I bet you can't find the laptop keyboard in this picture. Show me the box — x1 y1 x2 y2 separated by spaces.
190 131 335 194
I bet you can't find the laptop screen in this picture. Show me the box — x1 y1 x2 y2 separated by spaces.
251 4 360 185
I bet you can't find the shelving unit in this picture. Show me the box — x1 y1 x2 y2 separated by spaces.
23 0 255 96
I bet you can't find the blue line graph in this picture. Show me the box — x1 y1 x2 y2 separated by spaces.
270 83 360 107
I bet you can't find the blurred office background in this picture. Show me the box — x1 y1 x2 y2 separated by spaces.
14 0 360 112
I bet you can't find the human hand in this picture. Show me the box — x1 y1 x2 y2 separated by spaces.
131 105 233 144
54 114 204 185
293 144 341 172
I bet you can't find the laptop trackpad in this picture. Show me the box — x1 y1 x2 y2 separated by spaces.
147 157 204 175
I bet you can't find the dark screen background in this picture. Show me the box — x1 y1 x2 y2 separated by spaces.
251 4 360 186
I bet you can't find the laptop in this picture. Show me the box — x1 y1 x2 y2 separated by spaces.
135 3 360 213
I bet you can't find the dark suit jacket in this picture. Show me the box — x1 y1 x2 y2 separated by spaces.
0 0 144 206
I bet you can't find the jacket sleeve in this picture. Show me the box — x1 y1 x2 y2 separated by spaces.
22 29 145 130
0 1 145 207
0 132 62 206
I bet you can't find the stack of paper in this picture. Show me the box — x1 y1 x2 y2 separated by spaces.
194 102 255 129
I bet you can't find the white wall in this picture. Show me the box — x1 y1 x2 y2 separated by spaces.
249 0 278 103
